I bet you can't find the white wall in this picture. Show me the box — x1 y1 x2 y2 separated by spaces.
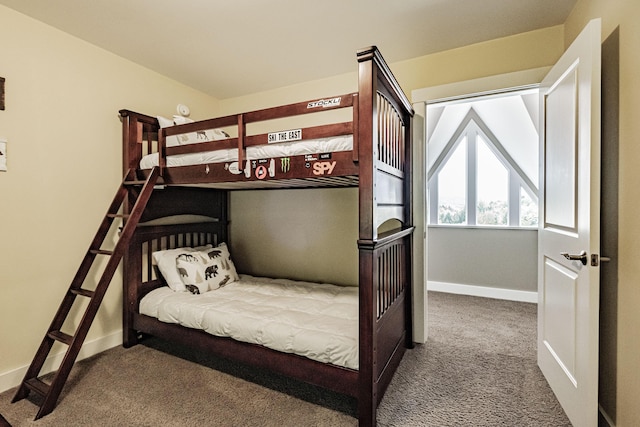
428 227 538 299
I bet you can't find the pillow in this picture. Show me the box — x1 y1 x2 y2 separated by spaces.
152 245 212 291
172 115 200 145
172 115 193 125
209 129 230 141
177 242 239 293
175 253 210 294
200 242 239 282
173 115 230 145
156 116 181 147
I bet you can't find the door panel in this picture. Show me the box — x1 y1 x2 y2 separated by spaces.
542 258 578 383
544 66 578 230
538 18 601 427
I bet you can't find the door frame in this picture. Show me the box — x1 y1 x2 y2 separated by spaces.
411 66 551 344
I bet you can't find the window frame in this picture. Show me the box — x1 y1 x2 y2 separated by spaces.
427 105 539 228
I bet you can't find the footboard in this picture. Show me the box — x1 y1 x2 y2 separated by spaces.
358 227 414 425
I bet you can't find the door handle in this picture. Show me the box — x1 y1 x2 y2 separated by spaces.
561 250 588 265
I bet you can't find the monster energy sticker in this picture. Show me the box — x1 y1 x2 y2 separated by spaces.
307 97 341 109
281 157 291 173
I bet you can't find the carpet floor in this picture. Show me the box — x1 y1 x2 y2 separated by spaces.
0 292 570 426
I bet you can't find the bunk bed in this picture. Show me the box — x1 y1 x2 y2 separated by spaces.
119 46 414 427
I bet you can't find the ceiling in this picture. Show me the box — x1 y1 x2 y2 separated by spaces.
0 0 576 99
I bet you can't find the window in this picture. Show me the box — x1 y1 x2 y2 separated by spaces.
427 89 539 227
437 140 466 224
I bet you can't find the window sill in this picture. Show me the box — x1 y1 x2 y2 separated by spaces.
427 224 538 231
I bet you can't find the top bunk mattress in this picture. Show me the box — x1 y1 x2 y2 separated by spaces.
139 274 359 369
140 135 353 170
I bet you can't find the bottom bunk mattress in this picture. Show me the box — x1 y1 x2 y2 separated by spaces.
139 274 359 369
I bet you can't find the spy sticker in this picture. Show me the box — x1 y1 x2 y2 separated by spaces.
255 165 268 179
312 161 336 176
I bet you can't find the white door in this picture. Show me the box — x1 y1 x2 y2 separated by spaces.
538 18 601 427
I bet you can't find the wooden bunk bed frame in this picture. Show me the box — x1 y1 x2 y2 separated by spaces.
119 46 414 426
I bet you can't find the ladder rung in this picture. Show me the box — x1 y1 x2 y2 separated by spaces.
24 378 50 397
70 288 95 298
12 168 160 420
90 249 114 256
48 330 73 346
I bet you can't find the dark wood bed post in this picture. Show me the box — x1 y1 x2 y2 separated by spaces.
122 234 143 348
356 46 415 427
356 47 378 427
120 110 158 175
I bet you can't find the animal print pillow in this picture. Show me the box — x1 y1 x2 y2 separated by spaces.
172 115 230 145
176 244 238 294
152 245 212 292
199 243 239 282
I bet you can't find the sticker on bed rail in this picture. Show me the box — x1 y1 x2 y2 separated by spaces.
225 162 242 175
281 157 291 173
255 165 268 180
267 129 302 144
312 161 336 176
307 97 341 109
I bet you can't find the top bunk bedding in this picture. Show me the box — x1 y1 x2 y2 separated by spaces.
139 134 353 171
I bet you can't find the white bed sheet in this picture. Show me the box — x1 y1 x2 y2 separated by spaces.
140 135 353 169
139 274 359 369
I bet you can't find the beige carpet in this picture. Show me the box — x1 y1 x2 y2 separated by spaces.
0 292 570 426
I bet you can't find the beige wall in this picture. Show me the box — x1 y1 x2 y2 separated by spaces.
0 6 219 386
564 1 640 425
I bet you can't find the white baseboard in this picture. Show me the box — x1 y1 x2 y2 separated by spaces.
428 281 538 303
0 330 122 394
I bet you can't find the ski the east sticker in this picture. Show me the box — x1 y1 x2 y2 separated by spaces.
268 129 302 144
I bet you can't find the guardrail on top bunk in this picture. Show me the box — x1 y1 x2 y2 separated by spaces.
159 94 358 171
121 92 359 172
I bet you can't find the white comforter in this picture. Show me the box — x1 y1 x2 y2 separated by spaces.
139 135 353 169
139 275 359 369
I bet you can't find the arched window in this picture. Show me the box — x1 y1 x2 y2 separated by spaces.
427 89 539 227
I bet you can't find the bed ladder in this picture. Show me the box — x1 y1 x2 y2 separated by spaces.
11 167 160 420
